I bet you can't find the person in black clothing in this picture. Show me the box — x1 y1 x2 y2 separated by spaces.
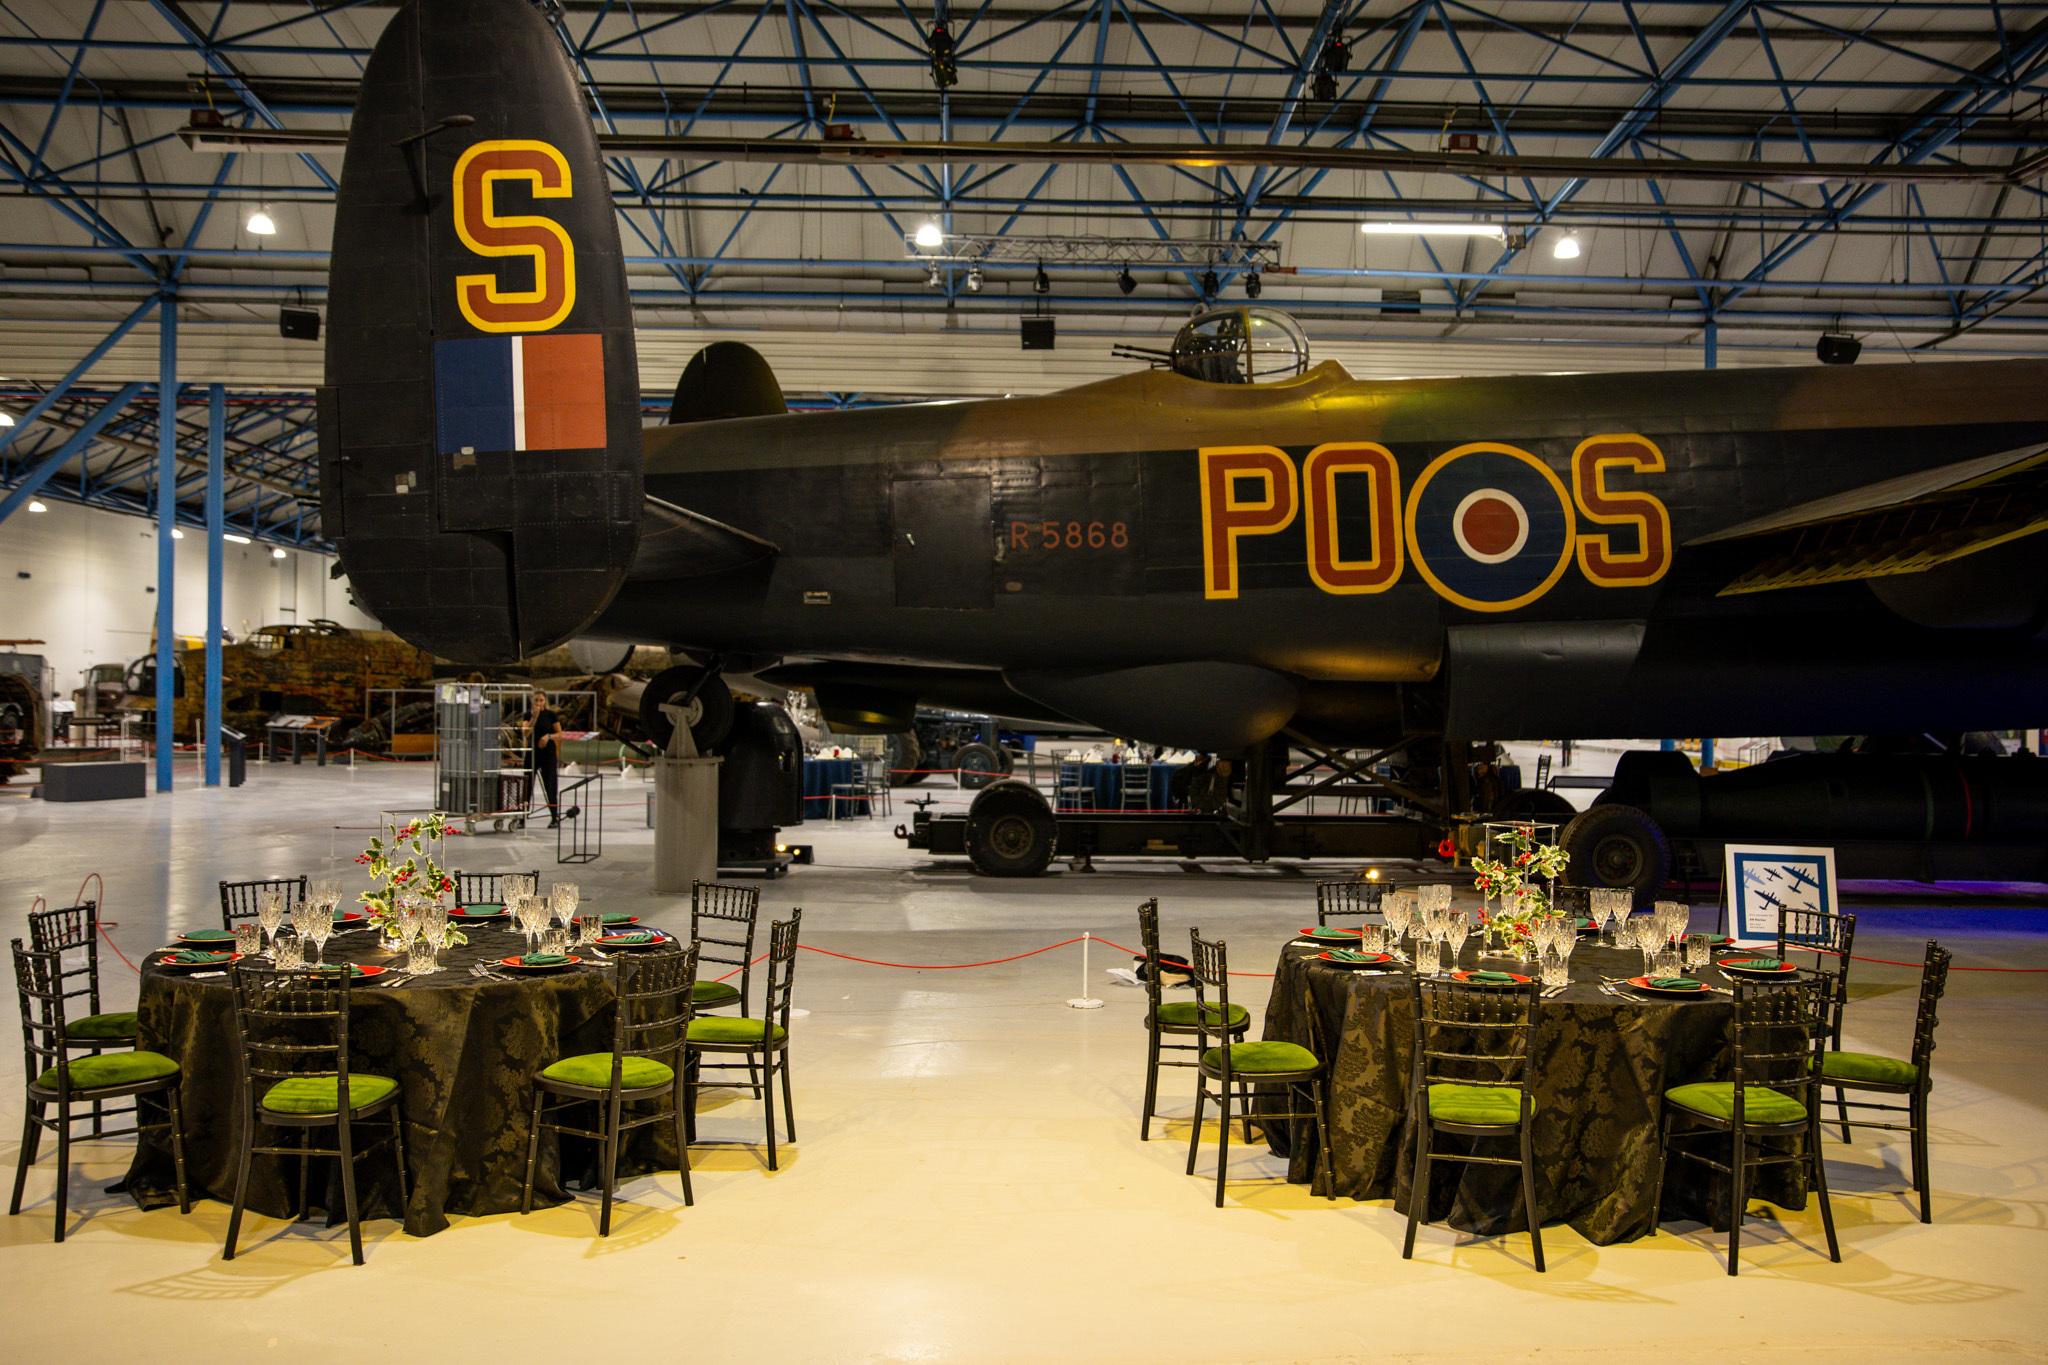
526 691 579 827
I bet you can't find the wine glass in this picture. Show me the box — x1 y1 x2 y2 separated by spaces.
1589 889 1625 945
1656 900 1690 949
257 892 287 961
517 895 545 955
307 898 334 967
1444 910 1470 971
552 882 580 930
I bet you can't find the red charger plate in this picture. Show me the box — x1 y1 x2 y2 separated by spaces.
500 955 583 971
1453 969 1531 985
157 951 242 971
1627 974 1711 996
1316 950 1394 968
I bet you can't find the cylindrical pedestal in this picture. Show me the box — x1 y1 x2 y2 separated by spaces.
655 755 723 893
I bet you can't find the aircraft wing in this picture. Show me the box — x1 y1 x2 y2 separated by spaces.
628 496 780 581
1692 442 2048 595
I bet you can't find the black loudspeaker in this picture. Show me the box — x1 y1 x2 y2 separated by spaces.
1815 331 1861 365
1021 316 1056 350
279 307 322 341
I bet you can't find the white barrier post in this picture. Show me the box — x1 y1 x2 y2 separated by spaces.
1068 931 1104 1009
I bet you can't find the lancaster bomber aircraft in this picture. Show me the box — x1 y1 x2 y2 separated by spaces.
323 0 2048 893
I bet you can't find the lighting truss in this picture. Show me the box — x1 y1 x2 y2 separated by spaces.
905 234 1280 269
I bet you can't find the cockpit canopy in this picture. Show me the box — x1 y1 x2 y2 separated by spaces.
1170 306 1311 384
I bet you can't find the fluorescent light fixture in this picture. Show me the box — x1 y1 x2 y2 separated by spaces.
913 220 944 250
1360 221 1505 240
170 527 185 539
246 207 278 236
27 499 47 513
1553 230 1582 260
271 546 288 559
223 533 252 544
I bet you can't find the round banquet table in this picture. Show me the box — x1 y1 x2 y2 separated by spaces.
123 917 681 1236
1257 938 1809 1245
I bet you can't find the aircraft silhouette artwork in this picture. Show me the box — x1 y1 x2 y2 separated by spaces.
321 0 2048 893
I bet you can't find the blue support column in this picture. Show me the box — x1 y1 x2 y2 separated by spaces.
1704 320 1718 369
154 294 177 793
204 383 225 787
1700 737 1716 771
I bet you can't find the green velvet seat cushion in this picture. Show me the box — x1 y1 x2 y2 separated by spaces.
1665 1081 1807 1125
688 1016 787 1045
1822 1050 1919 1086
1427 1083 1527 1127
1155 1001 1249 1029
260 1073 399 1115
1199 1040 1319 1074
34 1050 179 1092
691 981 741 1006
541 1052 676 1090
66 1010 140 1041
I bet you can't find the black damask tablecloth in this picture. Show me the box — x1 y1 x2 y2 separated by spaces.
123 919 681 1236
1258 941 1807 1245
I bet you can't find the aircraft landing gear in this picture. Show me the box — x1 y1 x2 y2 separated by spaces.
1559 802 1671 907
640 664 734 753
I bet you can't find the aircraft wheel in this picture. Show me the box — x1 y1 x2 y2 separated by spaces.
1560 803 1670 909
966 782 1057 877
954 742 1003 790
886 730 927 786
640 666 733 753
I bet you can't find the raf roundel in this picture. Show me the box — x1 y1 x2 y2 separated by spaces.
1405 443 1577 612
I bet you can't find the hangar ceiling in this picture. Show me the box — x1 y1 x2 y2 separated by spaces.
2 0 2045 545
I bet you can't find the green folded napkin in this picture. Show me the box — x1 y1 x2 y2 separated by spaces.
1325 948 1375 963
1650 976 1704 991
1574 917 1595 930
603 930 656 944
456 902 505 915
521 952 569 966
331 910 360 923
165 949 231 964
1467 970 1516 984
1729 956 1786 970
308 963 366 977
600 912 633 924
181 927 235 940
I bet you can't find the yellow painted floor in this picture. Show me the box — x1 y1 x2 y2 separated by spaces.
4 763 2046 1361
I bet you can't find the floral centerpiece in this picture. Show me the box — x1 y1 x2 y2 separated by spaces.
1471 822 1570 953
354 812 466 947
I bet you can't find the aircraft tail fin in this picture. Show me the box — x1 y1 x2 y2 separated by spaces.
321 0 643 665
668 342 788 424
1693 442 2048 595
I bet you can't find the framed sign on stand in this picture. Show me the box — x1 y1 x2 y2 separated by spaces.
1723 843 1838 943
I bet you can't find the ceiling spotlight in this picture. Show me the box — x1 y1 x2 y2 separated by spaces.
246 206 277 236
1200 269 1220 300
271 546 288 559
1552 230 1582 261
1117 267 1136 296
913 219 944 250
1033 264 1051 295
926 263 943 288
27 499 48 513
965 265 983 293
1244 270 1262 299
170 527 185 539
0 410 15 426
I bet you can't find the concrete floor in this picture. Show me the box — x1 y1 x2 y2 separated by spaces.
4 759 2047 1363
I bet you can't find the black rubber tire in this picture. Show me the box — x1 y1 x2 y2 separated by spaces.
886 730 927 786
965 781 1057 876
1495 787 1579 823
639 666 734 753
954 741 1004 790
996 746 1017 774
1560 802 1671 909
